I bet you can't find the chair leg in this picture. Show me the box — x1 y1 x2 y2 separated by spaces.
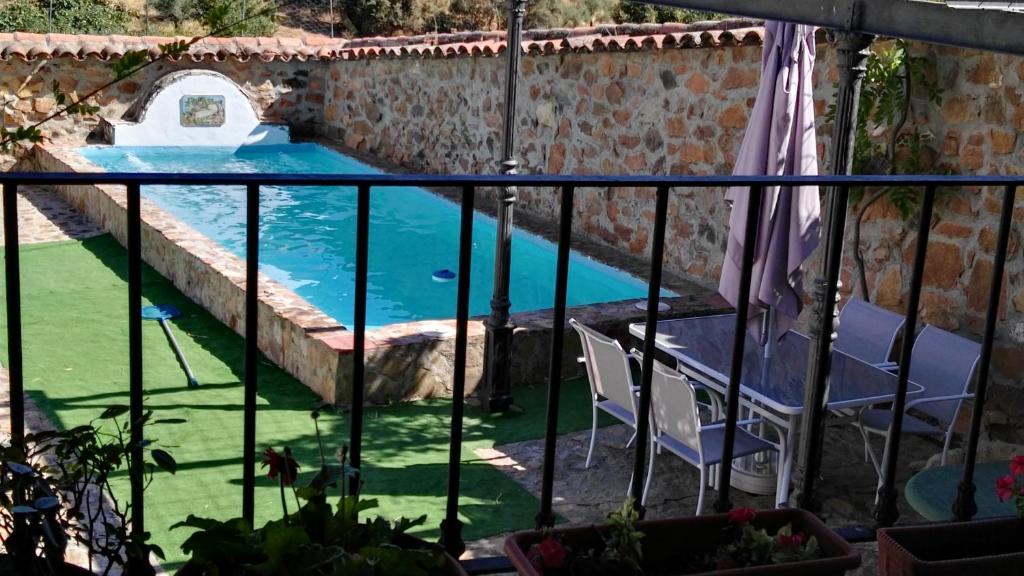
858 424 883 480
625 429 637 449
697 466 707 516
642 437 656 507
585 400 598 469
941 428 955 466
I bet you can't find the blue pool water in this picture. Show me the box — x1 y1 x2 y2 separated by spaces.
80 144 664 328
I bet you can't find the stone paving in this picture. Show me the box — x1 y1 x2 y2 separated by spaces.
467 420 941 575
0 185 104 244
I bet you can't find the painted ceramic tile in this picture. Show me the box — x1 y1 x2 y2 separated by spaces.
180 95 226 127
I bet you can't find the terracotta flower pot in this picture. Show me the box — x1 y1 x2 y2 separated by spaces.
504 508 860 575
878 516 1024 576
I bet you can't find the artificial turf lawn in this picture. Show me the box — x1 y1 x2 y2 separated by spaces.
0 235 614 569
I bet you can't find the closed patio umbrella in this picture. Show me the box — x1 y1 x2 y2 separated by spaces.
718 21 822 346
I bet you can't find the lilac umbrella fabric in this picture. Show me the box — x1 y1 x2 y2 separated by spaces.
718 21 822 343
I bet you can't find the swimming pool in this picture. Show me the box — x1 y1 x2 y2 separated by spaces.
81 143 663 328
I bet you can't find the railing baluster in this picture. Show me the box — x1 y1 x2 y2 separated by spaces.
349 184 370 497
630 185 670 513
3 183 24 450
874 185 937 528
243 184 259 525
714 186 764 513
440 185 476 558
953 184 1018 521
126 183 145 565
537 185 574 528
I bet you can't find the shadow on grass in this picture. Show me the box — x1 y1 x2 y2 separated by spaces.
2 234 608 567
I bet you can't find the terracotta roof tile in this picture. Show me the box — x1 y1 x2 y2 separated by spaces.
0 20 801 64
0 32 344 62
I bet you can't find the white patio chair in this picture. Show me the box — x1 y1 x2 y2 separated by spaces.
835 298 906 370
857 325 981 480
570 319 641 469
642 360 786 514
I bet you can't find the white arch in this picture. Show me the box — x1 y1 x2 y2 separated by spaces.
108 70 290 147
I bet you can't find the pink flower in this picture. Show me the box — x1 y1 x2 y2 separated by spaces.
727 507 756 526
996 474 1017 502
1010 455 1024 477
537 537 567 569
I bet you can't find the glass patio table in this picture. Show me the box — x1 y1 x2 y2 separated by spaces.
628 313 923 505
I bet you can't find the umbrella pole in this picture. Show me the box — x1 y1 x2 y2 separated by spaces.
792 31 875 511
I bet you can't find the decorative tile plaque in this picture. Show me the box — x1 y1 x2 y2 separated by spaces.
180 95 226 127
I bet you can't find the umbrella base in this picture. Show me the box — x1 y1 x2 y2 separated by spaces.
730 454 779 496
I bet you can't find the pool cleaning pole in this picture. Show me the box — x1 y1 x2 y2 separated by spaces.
158 316 199 388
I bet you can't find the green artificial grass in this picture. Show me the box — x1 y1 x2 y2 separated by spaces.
0 235 614 569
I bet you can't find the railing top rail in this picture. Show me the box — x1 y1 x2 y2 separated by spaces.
4 172 1024 188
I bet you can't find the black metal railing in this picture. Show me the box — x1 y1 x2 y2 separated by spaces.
2 172 1021 573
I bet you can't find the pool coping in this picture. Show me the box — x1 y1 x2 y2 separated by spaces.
31 143 727 405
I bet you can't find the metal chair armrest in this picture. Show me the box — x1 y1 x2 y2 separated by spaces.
701 417 764 431
905 392 974 410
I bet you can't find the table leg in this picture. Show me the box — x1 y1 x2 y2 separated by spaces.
778 417 798 507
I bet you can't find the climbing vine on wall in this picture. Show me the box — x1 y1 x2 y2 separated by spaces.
827 39 944 301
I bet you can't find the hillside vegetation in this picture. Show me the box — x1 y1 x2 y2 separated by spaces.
0 0 721 37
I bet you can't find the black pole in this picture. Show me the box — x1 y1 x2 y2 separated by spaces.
480 0 528 414
537 186 574 528
242 184 259 526
713 186 764 513
630 186 670 514
440 186 476 558
349 184 370 496
126 183 146 570
2 184 24 450
792 31 874 510
874 185 937 528
952 184 1017 521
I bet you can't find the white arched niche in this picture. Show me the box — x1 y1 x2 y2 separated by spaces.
104 70 290 147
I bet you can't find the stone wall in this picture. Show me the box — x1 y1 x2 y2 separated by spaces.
325 40 1024 441
1 56 325 166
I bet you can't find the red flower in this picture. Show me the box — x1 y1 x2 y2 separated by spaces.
776 532 806 548
262 447 299 486
1010 455 1024 477
716 558 737 570
727 507 756 525
996 474 1017 502
536 537 567 568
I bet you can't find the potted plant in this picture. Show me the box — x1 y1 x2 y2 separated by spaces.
505 500 860 575
877 456 1024 575
174 410 466 575
0 405 179 576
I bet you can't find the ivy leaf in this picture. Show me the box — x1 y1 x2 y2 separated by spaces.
151 449 177 475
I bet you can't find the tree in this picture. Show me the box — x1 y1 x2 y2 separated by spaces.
0 0 131 34
612 1 719 24
341 0 416 36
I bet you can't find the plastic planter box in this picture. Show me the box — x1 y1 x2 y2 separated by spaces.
504 508 860 575
878 516 1024 576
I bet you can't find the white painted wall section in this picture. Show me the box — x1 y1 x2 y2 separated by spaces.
111 70 289 147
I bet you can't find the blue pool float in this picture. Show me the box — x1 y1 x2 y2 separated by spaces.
432 269 456 283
